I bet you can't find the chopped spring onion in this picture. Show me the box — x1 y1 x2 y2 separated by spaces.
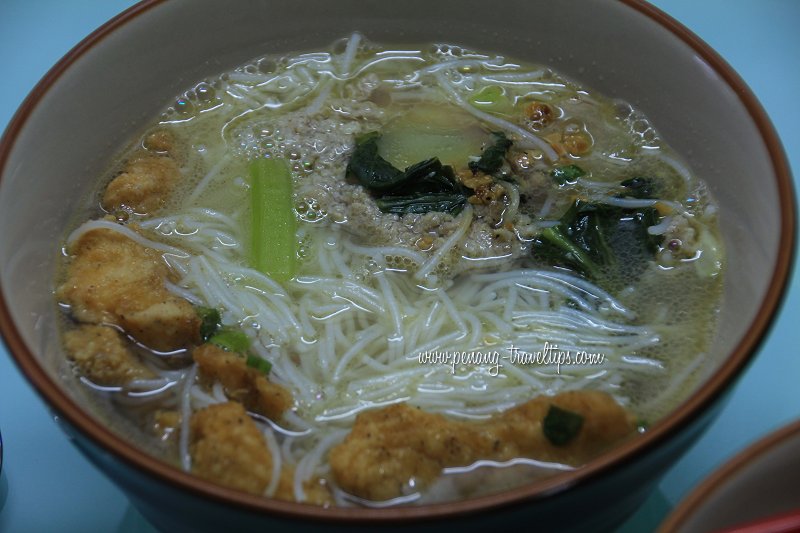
209 327 272 374
246 354 273 374
196 306 221 342
208 328 250 354
543 405 584 445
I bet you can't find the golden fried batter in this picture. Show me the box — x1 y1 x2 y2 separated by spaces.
329 390 635 501
190 402 274 495
193 344 292 420
102 155 182 215
57 228 200 351
63 324 154 386
190 401 332 504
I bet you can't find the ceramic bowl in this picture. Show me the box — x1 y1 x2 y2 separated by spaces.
659 419 800 533
0 1 794 531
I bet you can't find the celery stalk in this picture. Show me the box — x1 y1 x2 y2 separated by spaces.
249 158 297 282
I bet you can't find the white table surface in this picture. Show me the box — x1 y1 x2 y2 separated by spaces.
0 1 798 531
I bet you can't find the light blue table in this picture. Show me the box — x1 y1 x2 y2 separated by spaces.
0 1 797 531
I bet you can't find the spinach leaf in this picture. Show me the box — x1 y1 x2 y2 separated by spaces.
346 132 405 191
532 199 663 284
603 204 662 257
537 225 602 279
376 193 467 216
532 201 612 278
468 131 512 175
347 132 469 215
543 405 584 446
401 158 461 195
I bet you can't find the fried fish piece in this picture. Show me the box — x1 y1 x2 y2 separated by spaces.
190 402 274 495
190 401 332 505
57 228 200 351
329 390 636 501
193 343 292 420
102 155 182 215
63 324 154 386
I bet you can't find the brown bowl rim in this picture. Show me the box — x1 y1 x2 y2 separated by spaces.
0 0 795 524
658 418 800 533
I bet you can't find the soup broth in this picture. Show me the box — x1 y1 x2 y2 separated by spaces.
56 35 723 505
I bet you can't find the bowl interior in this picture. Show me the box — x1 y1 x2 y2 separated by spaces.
0 0 791 517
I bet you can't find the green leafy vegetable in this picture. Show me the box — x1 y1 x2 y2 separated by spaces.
468 131 513 175
346 132 406 191
532 199 663 285
543 405 584 446
246 354 272 374
249 158 297 282
196 306 221 342
347 133 461 195
620 176 655 199
208 328 251 354
347 133 469 215
401 158 461 195
550 164 586 185
376 193 467 216
537 226 602 279
597 203 662 261
558 202 616 269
